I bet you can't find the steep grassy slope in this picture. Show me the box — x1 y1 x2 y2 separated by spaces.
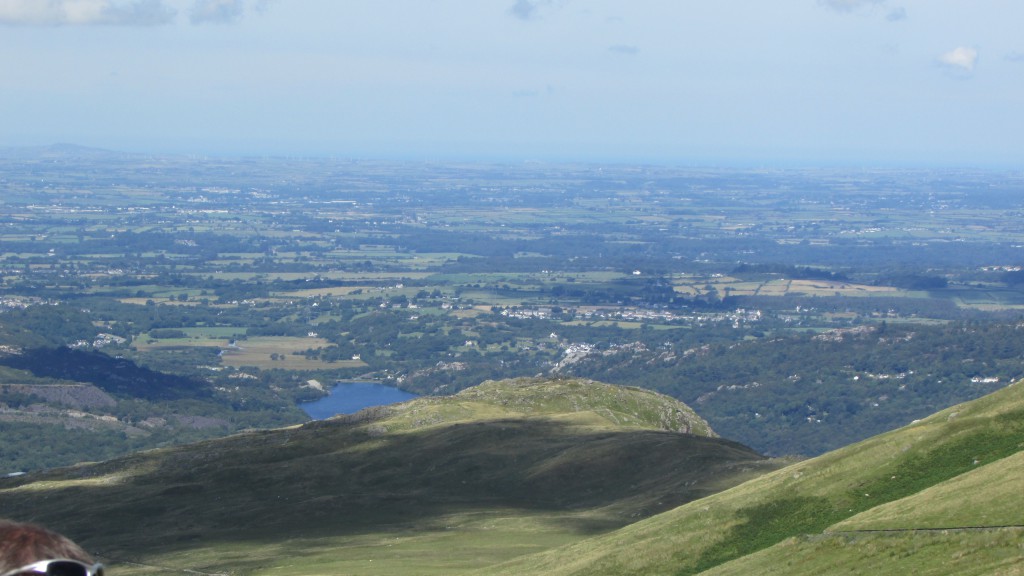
701 451 1024 575
480 380 1024 575
701 528 1024 576
831 450 1024 531
0 378 777 575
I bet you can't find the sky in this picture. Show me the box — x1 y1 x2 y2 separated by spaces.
1 0 1023 167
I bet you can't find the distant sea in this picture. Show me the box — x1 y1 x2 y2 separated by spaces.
300 382 419 420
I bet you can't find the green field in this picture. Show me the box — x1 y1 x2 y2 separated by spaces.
219 337 364 370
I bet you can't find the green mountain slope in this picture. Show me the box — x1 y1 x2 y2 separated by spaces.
831 450 1024 531
483 380 1024 576
0 378 777 575
700 453 1024 576
700 528 1023 576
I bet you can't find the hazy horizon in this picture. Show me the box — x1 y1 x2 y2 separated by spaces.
3 1 1023 168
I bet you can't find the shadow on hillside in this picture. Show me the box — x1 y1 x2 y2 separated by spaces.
0 346 210 400
0 416 776 558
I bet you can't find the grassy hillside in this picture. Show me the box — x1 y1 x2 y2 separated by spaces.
0 378 777 575
6 377 1020 575
439 377 715 436
702 455 1024 575
481 380 1024 575
700 529 1024 576
830 450 1024 531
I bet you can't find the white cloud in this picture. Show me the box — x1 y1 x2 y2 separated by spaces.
508 0 558 21
509 0 538 20
819 0 906 21
190 0 242 24
0 0 175 26
886 7 906 21
939 46 978 72
0 0 269 26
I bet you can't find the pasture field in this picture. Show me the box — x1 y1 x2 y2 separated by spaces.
219 337 364 370
672 277 910 299
190 271 433 282
948 288 1024 310
132 335 236 352
117 297 207 306
783 279 906 297
133 335 363 371
274 286 373 298
178 326 249 339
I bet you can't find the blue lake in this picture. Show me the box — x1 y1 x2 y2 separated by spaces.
300 382 419 420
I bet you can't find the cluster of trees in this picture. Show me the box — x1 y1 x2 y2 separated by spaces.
563 320 1024 456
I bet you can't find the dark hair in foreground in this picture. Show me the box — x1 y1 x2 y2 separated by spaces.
0 519 94 572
